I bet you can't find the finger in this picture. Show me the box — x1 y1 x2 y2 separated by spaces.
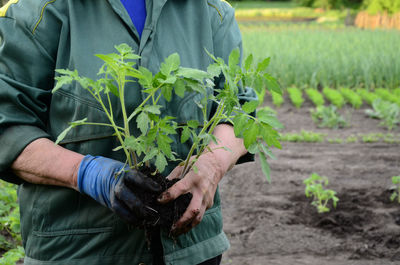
158 177 190 204
171 190 204 236
166 165 183 181
124 170 162 193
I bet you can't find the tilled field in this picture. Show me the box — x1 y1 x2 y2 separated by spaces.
220 102 400 265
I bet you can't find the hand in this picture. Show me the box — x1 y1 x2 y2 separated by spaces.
77 155 162 225
158 152 225 236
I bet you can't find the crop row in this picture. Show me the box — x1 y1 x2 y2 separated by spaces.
280 130 400 144
242 27 400 89
271 87 400 109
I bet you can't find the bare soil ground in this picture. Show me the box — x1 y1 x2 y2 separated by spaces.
220 101 400 265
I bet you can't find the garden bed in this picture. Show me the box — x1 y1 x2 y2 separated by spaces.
220 101 400 264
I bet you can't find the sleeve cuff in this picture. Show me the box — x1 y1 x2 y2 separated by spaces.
0 125 50 184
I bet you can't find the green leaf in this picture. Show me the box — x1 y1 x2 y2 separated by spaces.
257 108 284 129
161 85 173 102
157 134 173 158
105 80 119 97
242 100 259 114
181 127 191 143
143 148 158 163
160 53 180 76
187 120 200 129
143 105 161 115
53 72 74 93
244 54 253 71
138 66 153 89
259 151 271 183
233 114 248 137
207 63 221 78
257 57 271 72
55 125 73 145
155 153 168 173
264 74 281 95
55 118 87 144
174 79 186 98
177 67 210 82
137 112 150 134
242 120 258 149
260 124 282 149
228 48 240 70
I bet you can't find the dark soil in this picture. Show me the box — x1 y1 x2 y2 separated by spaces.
135 169 192 231
220 99 400 264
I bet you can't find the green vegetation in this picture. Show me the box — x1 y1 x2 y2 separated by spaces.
304 173 339 213
339 88 362 109
280 130 326 142
287 87 304 108
322 87 345 108
55 44 282 181
305 88 325 107
365 99 400 131
363 0 400 14
271 90 285 107
390 176 400 204
356 88 379 106
280 131 400 144
242 28 400 89
0 182 24 265
375 88 400 106
310 105 348 129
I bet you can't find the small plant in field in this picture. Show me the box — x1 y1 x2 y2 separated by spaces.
390 176 400 204
345 135 358 143
271 90 284 107
375 88 400 106
280 130 325 143
0 182 24 265
362 133 381 143
304 173 339 214
339 87 362 109
287 87 304 108
305 88 325 107
327 138 343 144
356 88 379 106
310 105 348 129
54 44 283 183
365 99 400 131
322 87 344 108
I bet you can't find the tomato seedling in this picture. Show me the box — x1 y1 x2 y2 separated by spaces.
390 176 400 204
304 173 339 213
53 44 283 182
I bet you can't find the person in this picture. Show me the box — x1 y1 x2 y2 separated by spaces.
0 0 256 264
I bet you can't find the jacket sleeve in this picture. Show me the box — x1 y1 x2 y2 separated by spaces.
211 2 257 163
0 6 56 183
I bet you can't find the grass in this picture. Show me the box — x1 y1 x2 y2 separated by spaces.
241 26 400 89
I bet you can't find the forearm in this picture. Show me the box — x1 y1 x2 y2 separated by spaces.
11 138 83 190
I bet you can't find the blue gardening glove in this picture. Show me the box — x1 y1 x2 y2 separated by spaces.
77 155 162 225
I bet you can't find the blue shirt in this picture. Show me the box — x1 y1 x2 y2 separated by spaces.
120 0 147 38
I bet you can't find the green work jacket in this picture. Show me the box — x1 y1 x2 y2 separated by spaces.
0 0 255 264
